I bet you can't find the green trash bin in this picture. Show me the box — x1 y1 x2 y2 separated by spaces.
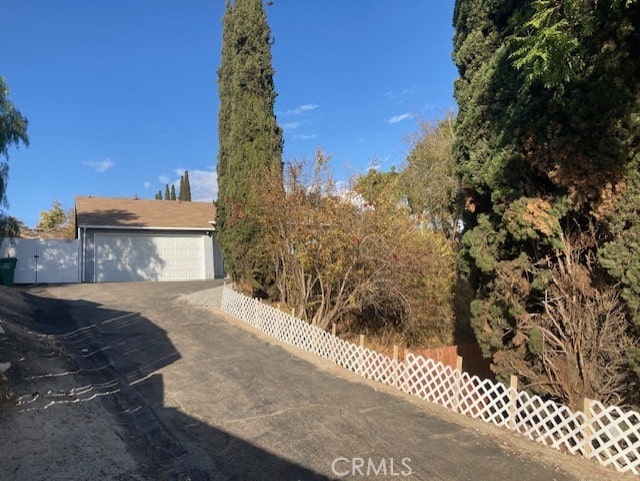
0 258 17 286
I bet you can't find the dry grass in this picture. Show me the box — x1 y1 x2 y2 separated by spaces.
342 330 409 358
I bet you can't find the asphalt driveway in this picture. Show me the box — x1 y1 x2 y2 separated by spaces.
11 281 627 480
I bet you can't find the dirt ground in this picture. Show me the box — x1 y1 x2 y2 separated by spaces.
0 285 145 480
0 282 635 481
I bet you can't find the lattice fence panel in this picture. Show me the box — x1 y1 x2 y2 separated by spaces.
588 400 640 474
334 339 364 373
514 391 587 456
360 348 405 388
220 286 640 476
456 373 511 427
403 354 460 410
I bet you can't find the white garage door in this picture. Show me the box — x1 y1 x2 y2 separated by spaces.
95 233 204 282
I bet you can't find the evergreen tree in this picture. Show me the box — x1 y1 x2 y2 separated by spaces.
155 190 162 200
453 0 640 407
217 0 283 294
165 184 170 201
170 184 176 201
178 175 185 201
177 171 192 201
183 170 192 201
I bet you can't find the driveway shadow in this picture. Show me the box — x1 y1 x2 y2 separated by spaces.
6 289 333 481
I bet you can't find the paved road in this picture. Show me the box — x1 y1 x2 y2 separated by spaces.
37 281 622 480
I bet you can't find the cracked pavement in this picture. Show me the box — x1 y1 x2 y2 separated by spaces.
13 280 629 480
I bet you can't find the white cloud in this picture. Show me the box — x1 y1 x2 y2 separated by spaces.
286 104 318 115
188 168 218 202
282 121 301 130
143 181 151 189
387 113 411 124
293 134 317 140
83 158 115 172
384 88 413 102
165 167 217 201
159 175 169 184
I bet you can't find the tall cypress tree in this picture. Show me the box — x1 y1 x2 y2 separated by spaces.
165 184 170 201
217 0 283 294
170 184 176 201
453 0 640 406
183 170 192 201
178 175 185 201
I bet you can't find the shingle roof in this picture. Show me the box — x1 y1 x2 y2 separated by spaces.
75 196 216 230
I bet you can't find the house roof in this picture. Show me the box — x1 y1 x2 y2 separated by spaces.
75 196 216 230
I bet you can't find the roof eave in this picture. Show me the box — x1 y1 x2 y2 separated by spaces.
77 224 215 231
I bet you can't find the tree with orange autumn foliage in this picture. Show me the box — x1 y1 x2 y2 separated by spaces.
258 149 456 347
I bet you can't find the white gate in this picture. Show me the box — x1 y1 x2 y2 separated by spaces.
1 238 80 284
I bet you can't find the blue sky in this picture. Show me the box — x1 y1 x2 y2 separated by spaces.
1 0 457 228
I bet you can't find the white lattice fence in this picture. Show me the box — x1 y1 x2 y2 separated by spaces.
588 401 640 473
220 286 640 475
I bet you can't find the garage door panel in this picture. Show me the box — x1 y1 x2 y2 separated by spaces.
96 234 204 282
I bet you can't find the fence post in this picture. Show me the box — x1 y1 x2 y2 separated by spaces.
453 355 463 413
331 323 337 337
509 375 518 430
583 398 593 458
